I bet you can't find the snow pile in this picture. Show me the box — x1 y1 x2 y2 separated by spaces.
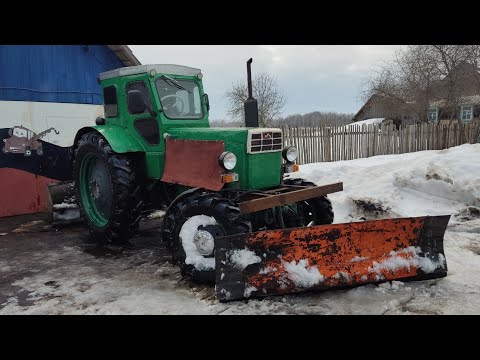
53 208 81 222
368 246 446 277
290 144 480 223
228 249 261 270
283 259 324 288
179 215 218 271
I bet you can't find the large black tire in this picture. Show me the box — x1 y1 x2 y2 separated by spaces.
161 191 251 284
73 131 144 244
283 178 334 225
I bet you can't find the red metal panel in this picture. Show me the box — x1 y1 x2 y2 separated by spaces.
0 168 57 217
161 139 225 191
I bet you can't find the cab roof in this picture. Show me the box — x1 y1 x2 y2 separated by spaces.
99 64 202 81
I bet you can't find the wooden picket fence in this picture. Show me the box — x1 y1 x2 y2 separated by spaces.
282 122 480 164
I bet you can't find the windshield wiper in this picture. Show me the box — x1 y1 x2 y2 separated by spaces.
162 75 191 93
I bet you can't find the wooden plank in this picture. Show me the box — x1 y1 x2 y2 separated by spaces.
239 182 344 214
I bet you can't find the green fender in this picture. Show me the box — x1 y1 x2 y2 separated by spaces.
73 125 145 154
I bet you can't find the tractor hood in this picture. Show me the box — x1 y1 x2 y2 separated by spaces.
162 126 284 190
167 127 248 144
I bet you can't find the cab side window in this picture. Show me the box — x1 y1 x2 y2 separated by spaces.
103 86 118 118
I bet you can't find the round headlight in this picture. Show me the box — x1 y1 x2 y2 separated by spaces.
219 152 237 170
197 72 203 80
282 146 298 162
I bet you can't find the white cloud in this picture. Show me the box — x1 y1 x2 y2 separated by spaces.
129 45 403 120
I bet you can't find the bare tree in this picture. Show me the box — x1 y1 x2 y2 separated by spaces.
225 72 286 127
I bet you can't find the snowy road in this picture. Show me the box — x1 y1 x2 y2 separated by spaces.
1 144 479 314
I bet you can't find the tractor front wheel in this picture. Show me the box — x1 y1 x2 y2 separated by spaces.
282 178 334 226
73 132 144 244
161 191 251 284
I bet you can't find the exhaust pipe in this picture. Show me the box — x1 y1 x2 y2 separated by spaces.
244 58 259 128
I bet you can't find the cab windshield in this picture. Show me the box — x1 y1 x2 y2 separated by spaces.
155 77 204 119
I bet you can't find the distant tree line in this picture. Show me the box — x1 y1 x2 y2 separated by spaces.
210 111 354 128
273 111 354 127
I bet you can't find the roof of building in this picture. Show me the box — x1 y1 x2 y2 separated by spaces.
107 45 141 67
352 94 383 122
99 64 202 81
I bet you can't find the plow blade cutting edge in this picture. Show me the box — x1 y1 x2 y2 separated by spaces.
215 215 450 302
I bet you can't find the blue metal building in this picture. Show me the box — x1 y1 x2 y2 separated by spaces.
0 45 140 104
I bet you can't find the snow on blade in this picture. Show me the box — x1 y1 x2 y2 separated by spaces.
180 215 218 271
228 249 261 270
350 256 370 263
283 259 324 288
368 246 446 275
259 266 278 274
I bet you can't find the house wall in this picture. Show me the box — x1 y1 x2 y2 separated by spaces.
354 96 417 123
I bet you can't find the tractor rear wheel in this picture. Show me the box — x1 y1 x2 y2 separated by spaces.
73 131 144 244
161 191 251 284
282 178 334 226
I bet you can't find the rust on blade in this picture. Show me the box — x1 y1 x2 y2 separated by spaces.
215 215 450 301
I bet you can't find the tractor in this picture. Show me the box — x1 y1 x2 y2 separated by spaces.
71 61 449 301
3 125 58 156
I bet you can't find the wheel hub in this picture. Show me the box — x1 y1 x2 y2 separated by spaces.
193 230 215 256
89 179 101 199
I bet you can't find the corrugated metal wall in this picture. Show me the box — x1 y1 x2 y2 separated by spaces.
0 45 125 105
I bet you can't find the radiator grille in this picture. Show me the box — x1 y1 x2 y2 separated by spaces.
247 129 283 154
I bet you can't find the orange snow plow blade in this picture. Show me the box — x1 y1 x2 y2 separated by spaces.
215 215 450 302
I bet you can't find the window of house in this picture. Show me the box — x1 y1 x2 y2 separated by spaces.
126 81 153 115
461 105 473 121
428 107 438 122
103 86 118 118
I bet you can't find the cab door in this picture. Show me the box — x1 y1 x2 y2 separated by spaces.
125 80 161 149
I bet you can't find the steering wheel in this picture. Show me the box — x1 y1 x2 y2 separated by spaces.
161 95 186 115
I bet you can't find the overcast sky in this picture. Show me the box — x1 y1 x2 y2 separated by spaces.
129 45 402 121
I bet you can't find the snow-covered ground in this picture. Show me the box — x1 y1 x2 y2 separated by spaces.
1 144 479 314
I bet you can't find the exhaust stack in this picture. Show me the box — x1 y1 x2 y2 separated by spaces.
244 58 259 128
